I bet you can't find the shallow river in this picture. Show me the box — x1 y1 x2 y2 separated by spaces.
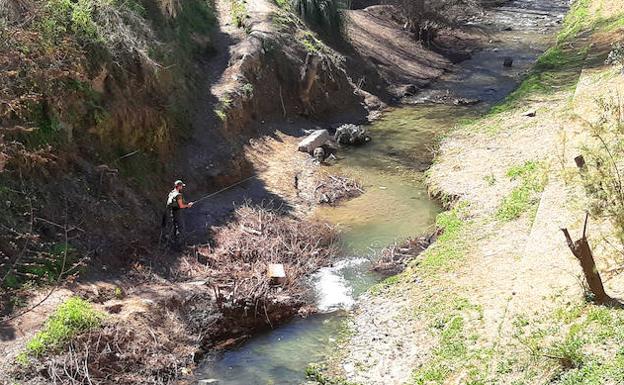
196 1 568 383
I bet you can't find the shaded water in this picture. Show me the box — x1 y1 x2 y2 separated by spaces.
197 1 568 384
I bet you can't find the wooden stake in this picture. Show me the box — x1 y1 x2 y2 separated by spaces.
561 213 611 304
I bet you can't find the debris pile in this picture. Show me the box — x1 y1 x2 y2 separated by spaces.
186 204 339 304
315 175 364 205
371 229 441 276
13 305 196 385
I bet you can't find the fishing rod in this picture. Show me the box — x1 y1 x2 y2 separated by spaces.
192 173 259 205
158 173 259 248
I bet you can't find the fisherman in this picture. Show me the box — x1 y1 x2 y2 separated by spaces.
165 180 194 249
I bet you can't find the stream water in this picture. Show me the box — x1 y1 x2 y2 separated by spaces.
196 1 568 384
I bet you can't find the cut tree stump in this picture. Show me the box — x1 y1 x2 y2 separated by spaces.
561 213 612 304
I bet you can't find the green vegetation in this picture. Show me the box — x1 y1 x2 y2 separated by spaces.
484 173 496 186
580 96 624 243
556 0 590 43
411 296 486 385
230 0 249 29
241 82 254 97
2 242 80 291
496 161 548 221
214 94 233 121
273 0 345 34
419 203 470 271
510 301 624 384
42 0 103 42
300 30 324 52
18 297 104 361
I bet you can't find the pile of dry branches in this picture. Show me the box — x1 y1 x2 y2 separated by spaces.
315 175 364 205
16 308 195 385
180 203 339 306
372 229 440 276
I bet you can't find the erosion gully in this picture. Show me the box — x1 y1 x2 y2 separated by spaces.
195 1 569 384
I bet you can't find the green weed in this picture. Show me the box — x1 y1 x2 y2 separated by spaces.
22 297 104 358
546 333 586 369
215 109 227 121
300 31 323 53
241 83 254 97
273 0 291 9
419 204 469 271
484 173 497 186
496 161 548 221
411 296 484 385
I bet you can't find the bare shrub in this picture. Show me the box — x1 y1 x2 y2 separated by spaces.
383 0 479 41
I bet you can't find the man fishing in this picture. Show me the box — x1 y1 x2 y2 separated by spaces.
165 180 194 249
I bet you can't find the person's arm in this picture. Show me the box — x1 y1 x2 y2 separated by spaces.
176 195 194 209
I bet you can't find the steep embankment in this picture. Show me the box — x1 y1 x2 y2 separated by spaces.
326 1 624 384
0 0 220 287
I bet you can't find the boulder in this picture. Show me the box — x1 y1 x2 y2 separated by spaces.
503 56 513 68
313 147 326 162
298 129 330 153
198 380 219 385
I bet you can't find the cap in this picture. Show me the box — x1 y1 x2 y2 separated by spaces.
174 180 186 187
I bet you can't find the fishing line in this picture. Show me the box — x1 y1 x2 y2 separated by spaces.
192 174 259 205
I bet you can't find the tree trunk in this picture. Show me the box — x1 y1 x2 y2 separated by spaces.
562 213 611 304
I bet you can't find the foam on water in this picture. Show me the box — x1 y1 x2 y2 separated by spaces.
313 257 368 312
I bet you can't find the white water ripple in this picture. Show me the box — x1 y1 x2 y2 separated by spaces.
313 257 368 312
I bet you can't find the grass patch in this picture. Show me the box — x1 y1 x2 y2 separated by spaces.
496 161 548 221
411 296 486 385
18 297 104 360
418 204 470 271
556 0 591 43
298 30 324 53
487 0 598 116
509 301 624 383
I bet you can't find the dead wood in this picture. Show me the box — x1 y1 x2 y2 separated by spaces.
561 213 612 304
372 228 441 276
314 175 364 205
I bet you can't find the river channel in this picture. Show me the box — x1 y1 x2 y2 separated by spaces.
196 1 569 383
